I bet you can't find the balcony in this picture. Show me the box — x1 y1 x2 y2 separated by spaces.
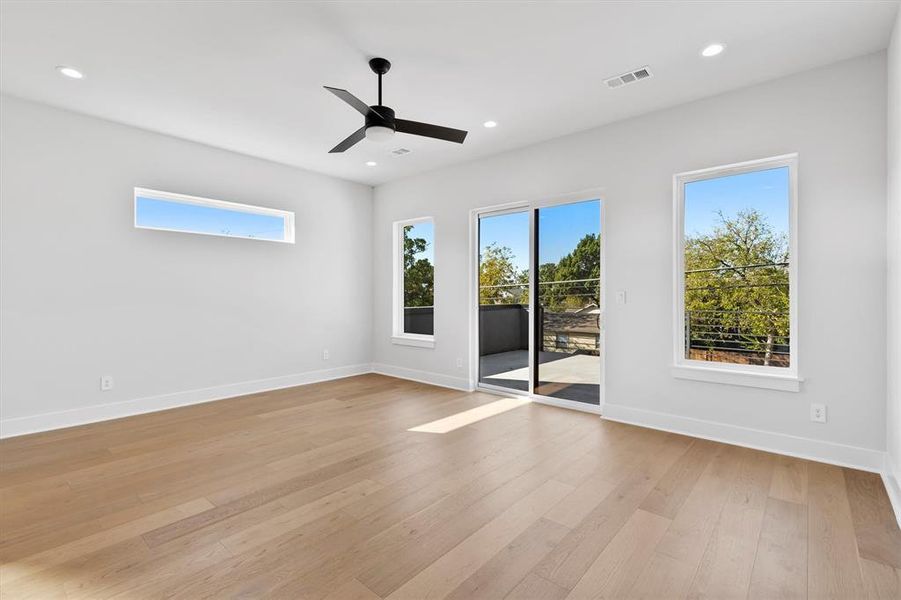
478 280 601 405
403 306 434 336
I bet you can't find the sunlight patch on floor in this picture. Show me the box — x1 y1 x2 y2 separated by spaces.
407 396 531 433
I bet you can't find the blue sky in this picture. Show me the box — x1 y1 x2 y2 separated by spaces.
136 196 286 241
684 167 789 237
405 220 434 262
479 200 600 271
139 167 782 256
475 168 787 272
480 211 529 270
538 200 600 265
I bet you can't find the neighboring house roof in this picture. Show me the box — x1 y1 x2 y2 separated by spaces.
543 311 600 335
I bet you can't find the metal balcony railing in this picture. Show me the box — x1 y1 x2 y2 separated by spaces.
478 278 601 357
684 262 789 367
478 278 600 306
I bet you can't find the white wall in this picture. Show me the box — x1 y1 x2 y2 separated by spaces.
0 50 892 475
886 9 901 502
0 96 373 436
372 53 888 469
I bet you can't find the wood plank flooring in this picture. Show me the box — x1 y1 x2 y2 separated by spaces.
1 374 899 599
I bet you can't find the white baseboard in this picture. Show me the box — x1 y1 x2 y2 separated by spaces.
602 403 885 473
371 363 473 392
883 453 901 529
0 363 372 439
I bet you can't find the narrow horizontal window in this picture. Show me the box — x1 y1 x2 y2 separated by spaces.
134 188 294 243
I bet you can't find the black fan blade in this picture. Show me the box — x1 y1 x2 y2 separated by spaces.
329 126 367 153
395 119 467 144
324 86 383 120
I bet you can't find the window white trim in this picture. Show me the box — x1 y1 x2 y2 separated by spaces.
671 365 802 392
134 187 295 243
672 154 800 391
391 334 435 348
392 216 435 347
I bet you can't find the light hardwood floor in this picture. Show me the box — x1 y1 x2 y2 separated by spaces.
1 374 899 599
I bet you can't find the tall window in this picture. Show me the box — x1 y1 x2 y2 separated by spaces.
393 218 435 346
674 155 798 389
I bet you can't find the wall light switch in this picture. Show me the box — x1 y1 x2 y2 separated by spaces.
616 290 627 305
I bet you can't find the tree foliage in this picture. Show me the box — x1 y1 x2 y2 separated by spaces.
403 226 434 307
539 233 600 311
684 209 789 364
479 243 528 304
477 234 601 311
472 211 788 365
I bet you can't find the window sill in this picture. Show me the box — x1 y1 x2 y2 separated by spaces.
391 335 435 349
672 364 802 392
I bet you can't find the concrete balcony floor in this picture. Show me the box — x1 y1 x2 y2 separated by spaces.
478 350 600 405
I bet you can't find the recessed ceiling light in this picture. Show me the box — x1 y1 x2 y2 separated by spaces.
483 120 498 128
365 161 377 167
700 43 725 58
56 65 84 79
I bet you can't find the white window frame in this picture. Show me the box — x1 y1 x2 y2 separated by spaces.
672 154 801 392
392 216 435 348
134 187 295 244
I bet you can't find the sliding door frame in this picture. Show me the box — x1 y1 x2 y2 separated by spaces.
470 188 606 415
471 202 532 399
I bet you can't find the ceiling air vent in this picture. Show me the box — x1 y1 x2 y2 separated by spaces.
391 147 411 156
604 66 652 89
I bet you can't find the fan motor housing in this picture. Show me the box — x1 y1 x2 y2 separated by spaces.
367 105 396 130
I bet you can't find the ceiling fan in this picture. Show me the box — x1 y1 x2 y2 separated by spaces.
324 57 468 153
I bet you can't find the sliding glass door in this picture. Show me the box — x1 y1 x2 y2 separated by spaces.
475 196 603 409
533 199 602 404
478 209 530 392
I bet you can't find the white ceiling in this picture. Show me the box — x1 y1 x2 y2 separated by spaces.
1 1 897 186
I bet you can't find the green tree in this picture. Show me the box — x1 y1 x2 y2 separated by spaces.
479 243 527 304
540 233 600 311
403 226 433 307
684 209 789 365
476 235 601 311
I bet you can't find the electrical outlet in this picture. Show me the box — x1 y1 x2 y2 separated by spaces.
322 349 329 360
810 403 827 423
100 375 114 391
456 357 463 369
